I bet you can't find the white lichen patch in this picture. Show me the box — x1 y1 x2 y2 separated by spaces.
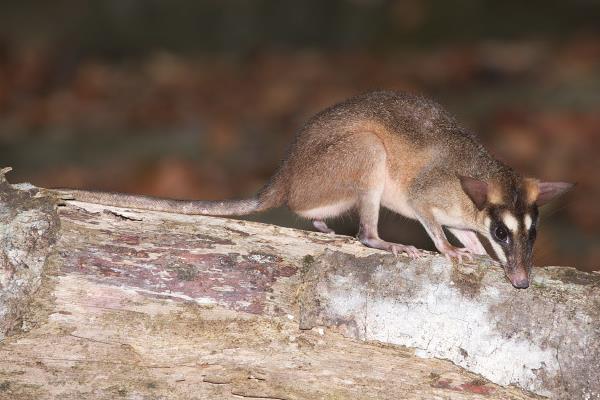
133 287 217 306
11 182 37 191
247 254 273 263
212 285 235 292
323 258 559 397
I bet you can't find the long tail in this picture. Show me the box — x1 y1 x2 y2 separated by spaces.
54 188 279 216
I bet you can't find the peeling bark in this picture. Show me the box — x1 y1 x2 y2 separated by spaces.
0 171 598 399
0 169 60 341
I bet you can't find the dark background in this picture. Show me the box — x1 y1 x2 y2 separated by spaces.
1 1 598 271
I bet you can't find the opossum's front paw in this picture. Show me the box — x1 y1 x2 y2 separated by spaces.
440 245 474 263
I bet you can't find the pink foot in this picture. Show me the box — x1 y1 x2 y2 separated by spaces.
360 236 424 259
313 220 335 234
440 245 474 263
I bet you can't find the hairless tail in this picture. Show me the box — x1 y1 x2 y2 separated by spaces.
54 186 282 216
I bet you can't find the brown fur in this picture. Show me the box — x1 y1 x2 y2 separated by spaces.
275 91 510 214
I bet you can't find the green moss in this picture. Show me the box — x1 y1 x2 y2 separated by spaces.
145 381 158 389
174 264 199 281
302 254 316 274
531 281 546 289
552 267 600 286
0 380 44 399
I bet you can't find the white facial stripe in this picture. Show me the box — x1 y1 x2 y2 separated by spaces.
502 212 519 233
484 217 491 230
524 214 532 231
490 239 508 263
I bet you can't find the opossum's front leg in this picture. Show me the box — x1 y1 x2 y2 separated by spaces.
447 228 487 255
415 212 474 263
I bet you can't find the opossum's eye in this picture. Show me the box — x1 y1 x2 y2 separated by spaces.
494 225 509 242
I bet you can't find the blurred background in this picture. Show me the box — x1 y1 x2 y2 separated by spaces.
0 1 598 271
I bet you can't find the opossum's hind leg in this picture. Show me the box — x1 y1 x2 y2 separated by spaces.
313 220 335 234
357 191 422 259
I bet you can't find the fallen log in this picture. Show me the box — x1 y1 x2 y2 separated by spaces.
0 169 598 399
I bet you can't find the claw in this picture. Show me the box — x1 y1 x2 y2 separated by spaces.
390 244 422 260
440 245 474 263
359 236 424 259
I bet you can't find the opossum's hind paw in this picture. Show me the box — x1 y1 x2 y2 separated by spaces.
313 220 335 234
359 237 424 259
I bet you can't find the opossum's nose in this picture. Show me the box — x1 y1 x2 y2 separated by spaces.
508 270 529 289
511 277 529 289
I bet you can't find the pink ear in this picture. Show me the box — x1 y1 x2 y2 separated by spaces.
459 175 488 210
536 181 574 206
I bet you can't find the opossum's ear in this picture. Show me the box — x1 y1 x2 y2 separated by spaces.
535 181 575 206
459 175 488 210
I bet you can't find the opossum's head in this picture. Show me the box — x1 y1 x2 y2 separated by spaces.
460 176 573 289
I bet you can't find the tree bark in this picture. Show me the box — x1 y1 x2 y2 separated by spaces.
0 169 598 399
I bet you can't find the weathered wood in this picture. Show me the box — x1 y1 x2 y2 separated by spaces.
1 274 535 400
299 252 600 399
0 169 60 341
0 171 598 399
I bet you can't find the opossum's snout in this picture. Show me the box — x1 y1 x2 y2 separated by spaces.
501 245 532 289
483 202 538 290
505 266 529 289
